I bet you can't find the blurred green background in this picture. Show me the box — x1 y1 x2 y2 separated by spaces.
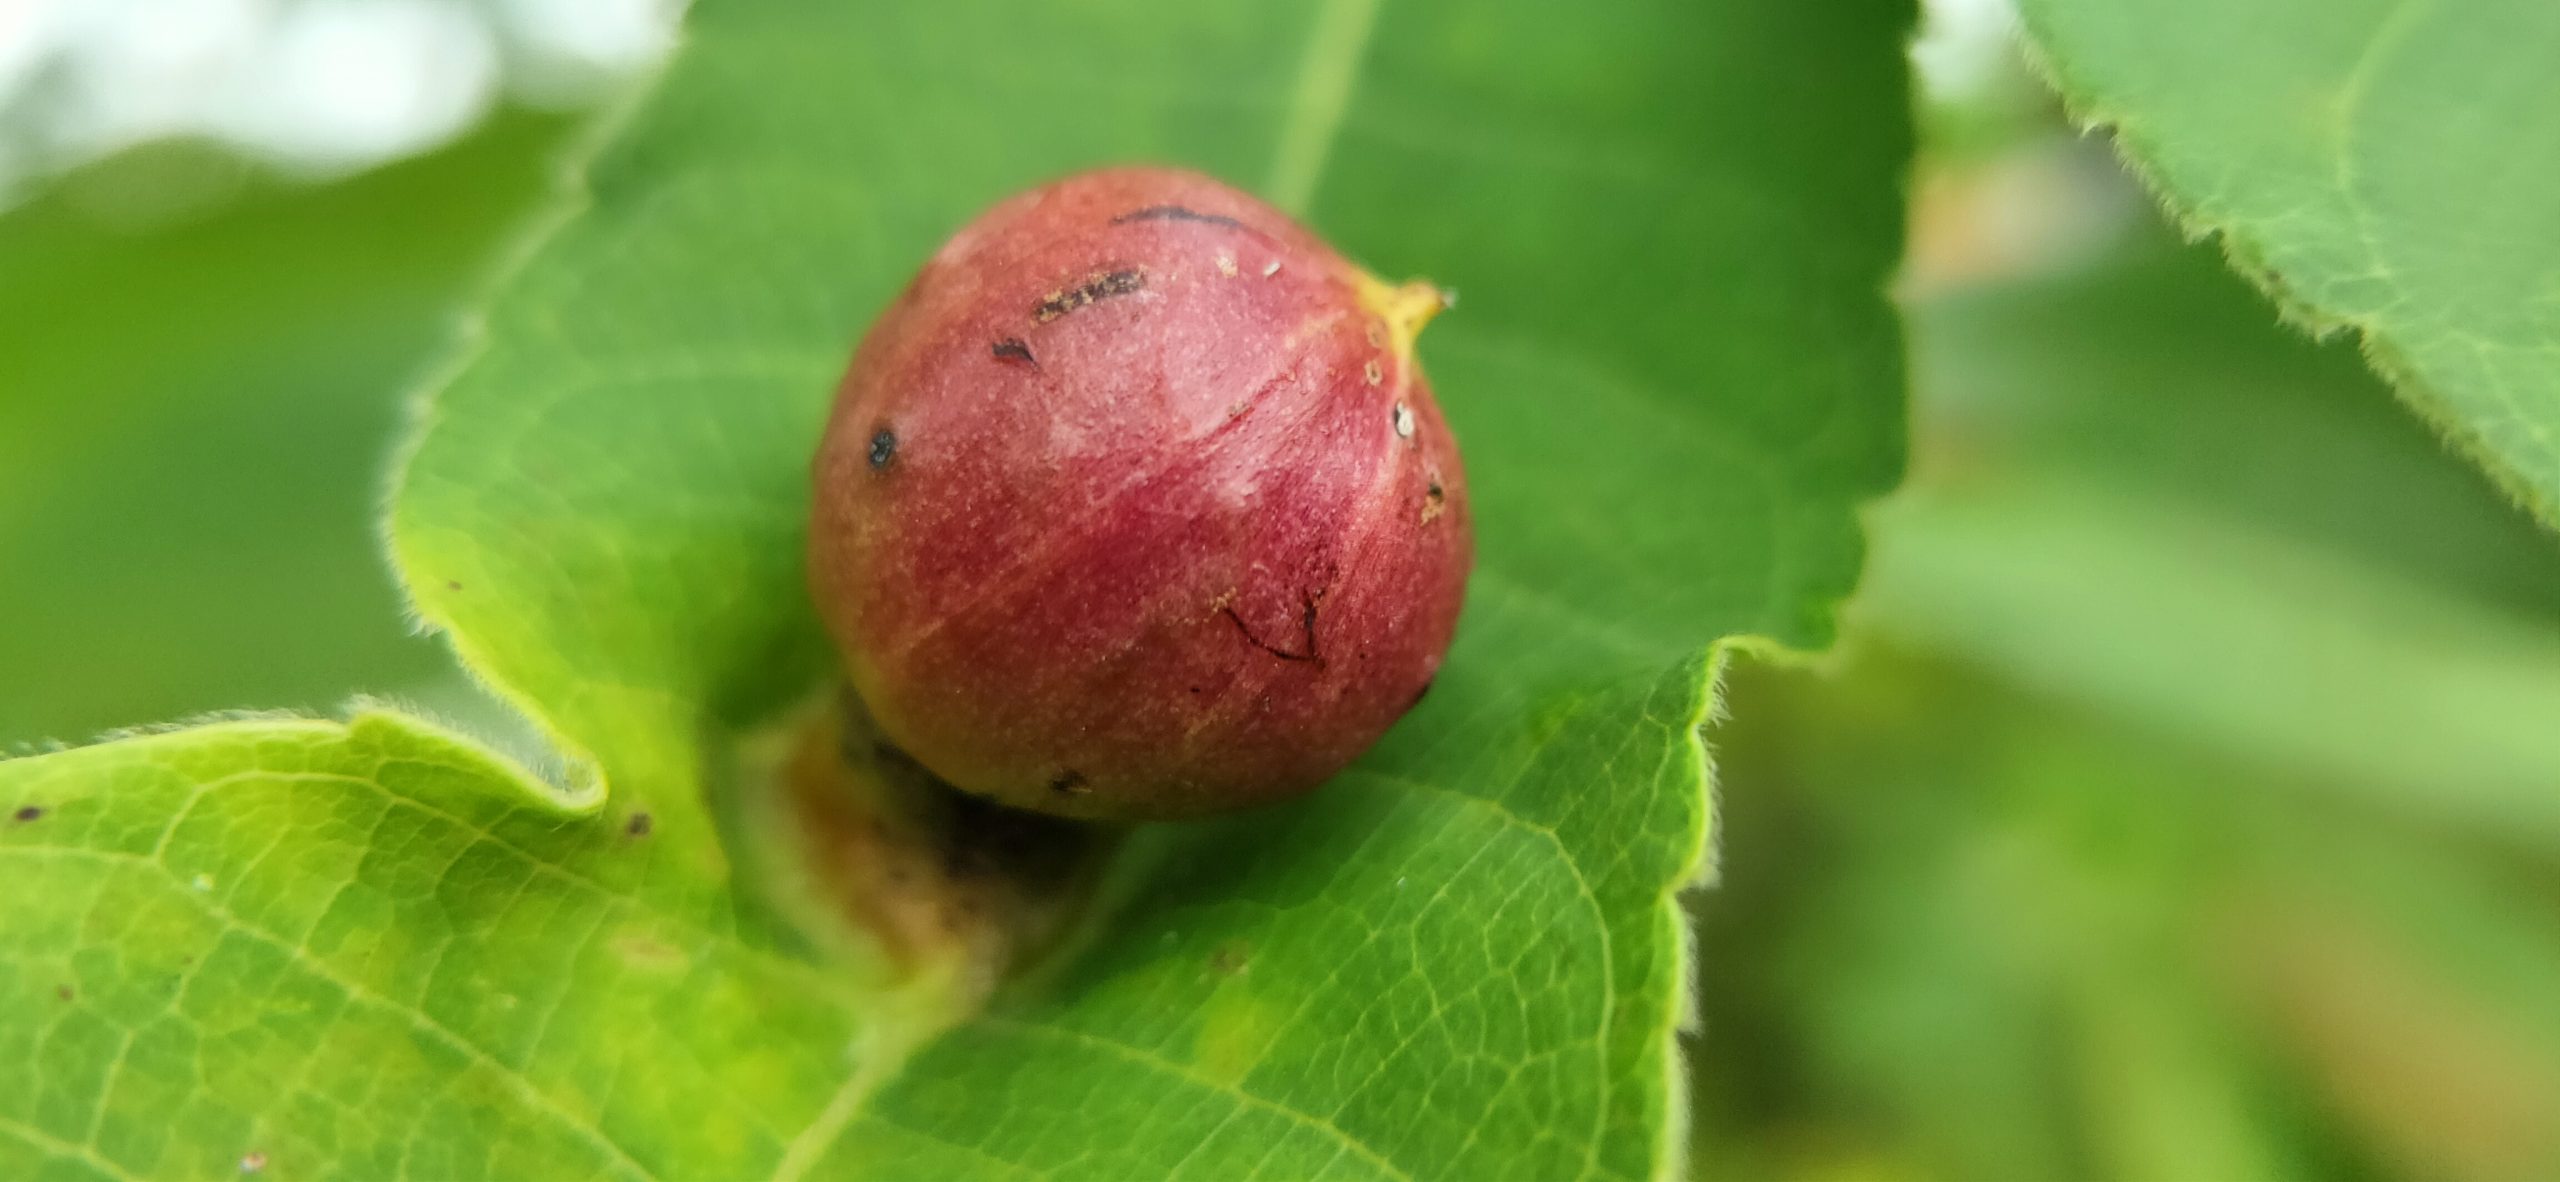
5 4 2556 1179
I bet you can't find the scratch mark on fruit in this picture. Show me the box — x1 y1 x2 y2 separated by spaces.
1035 269 1145 321
1112 204 1245 230
868 427 898 469
991 337 1038 367
1047 770 1092 797
1221 590 1324 666
1392 401 1414 437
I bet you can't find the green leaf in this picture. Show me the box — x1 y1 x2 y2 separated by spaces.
0 711 894 1181
2013 0 2560 526
0 116 572 744
1 0 1912 1177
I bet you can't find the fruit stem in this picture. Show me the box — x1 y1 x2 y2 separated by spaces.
1357 273 1453 353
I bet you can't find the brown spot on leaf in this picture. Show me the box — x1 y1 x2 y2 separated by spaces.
625 812 652 838
773 694 1116 993
1209 940 1251 976
610 929 688 973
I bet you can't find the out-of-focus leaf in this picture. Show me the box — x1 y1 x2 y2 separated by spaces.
1912 242 2560 620
2015 0 2560 526
1685 213 2560 1181
0 115 575 744
2 0 1915 1178
1873 242 2560 843
1698 648 2560 1182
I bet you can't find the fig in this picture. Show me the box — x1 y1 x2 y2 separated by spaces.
808 166 1471 820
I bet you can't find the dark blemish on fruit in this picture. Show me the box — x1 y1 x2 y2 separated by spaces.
1423 477 1447 524
625 812 653 838
1410 676 1436 709
1208 940 1250 975
1221 591 1324 666
991 337 1038 367
1112 204 1244 230
12 805 41 823
1047 770 1092 797
868 427 898 469
1034 269 1145 322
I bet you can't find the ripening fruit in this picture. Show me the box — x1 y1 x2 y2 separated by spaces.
808 166 1471 821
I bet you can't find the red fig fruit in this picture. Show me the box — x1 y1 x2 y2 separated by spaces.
808 166 1471 820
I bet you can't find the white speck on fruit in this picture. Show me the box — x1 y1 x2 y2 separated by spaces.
240 1152 268 1174
1216 252 1238 276
1261 259 1282 277
1393 402 1415 438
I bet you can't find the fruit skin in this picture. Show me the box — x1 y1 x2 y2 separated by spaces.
809 166 1471 821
